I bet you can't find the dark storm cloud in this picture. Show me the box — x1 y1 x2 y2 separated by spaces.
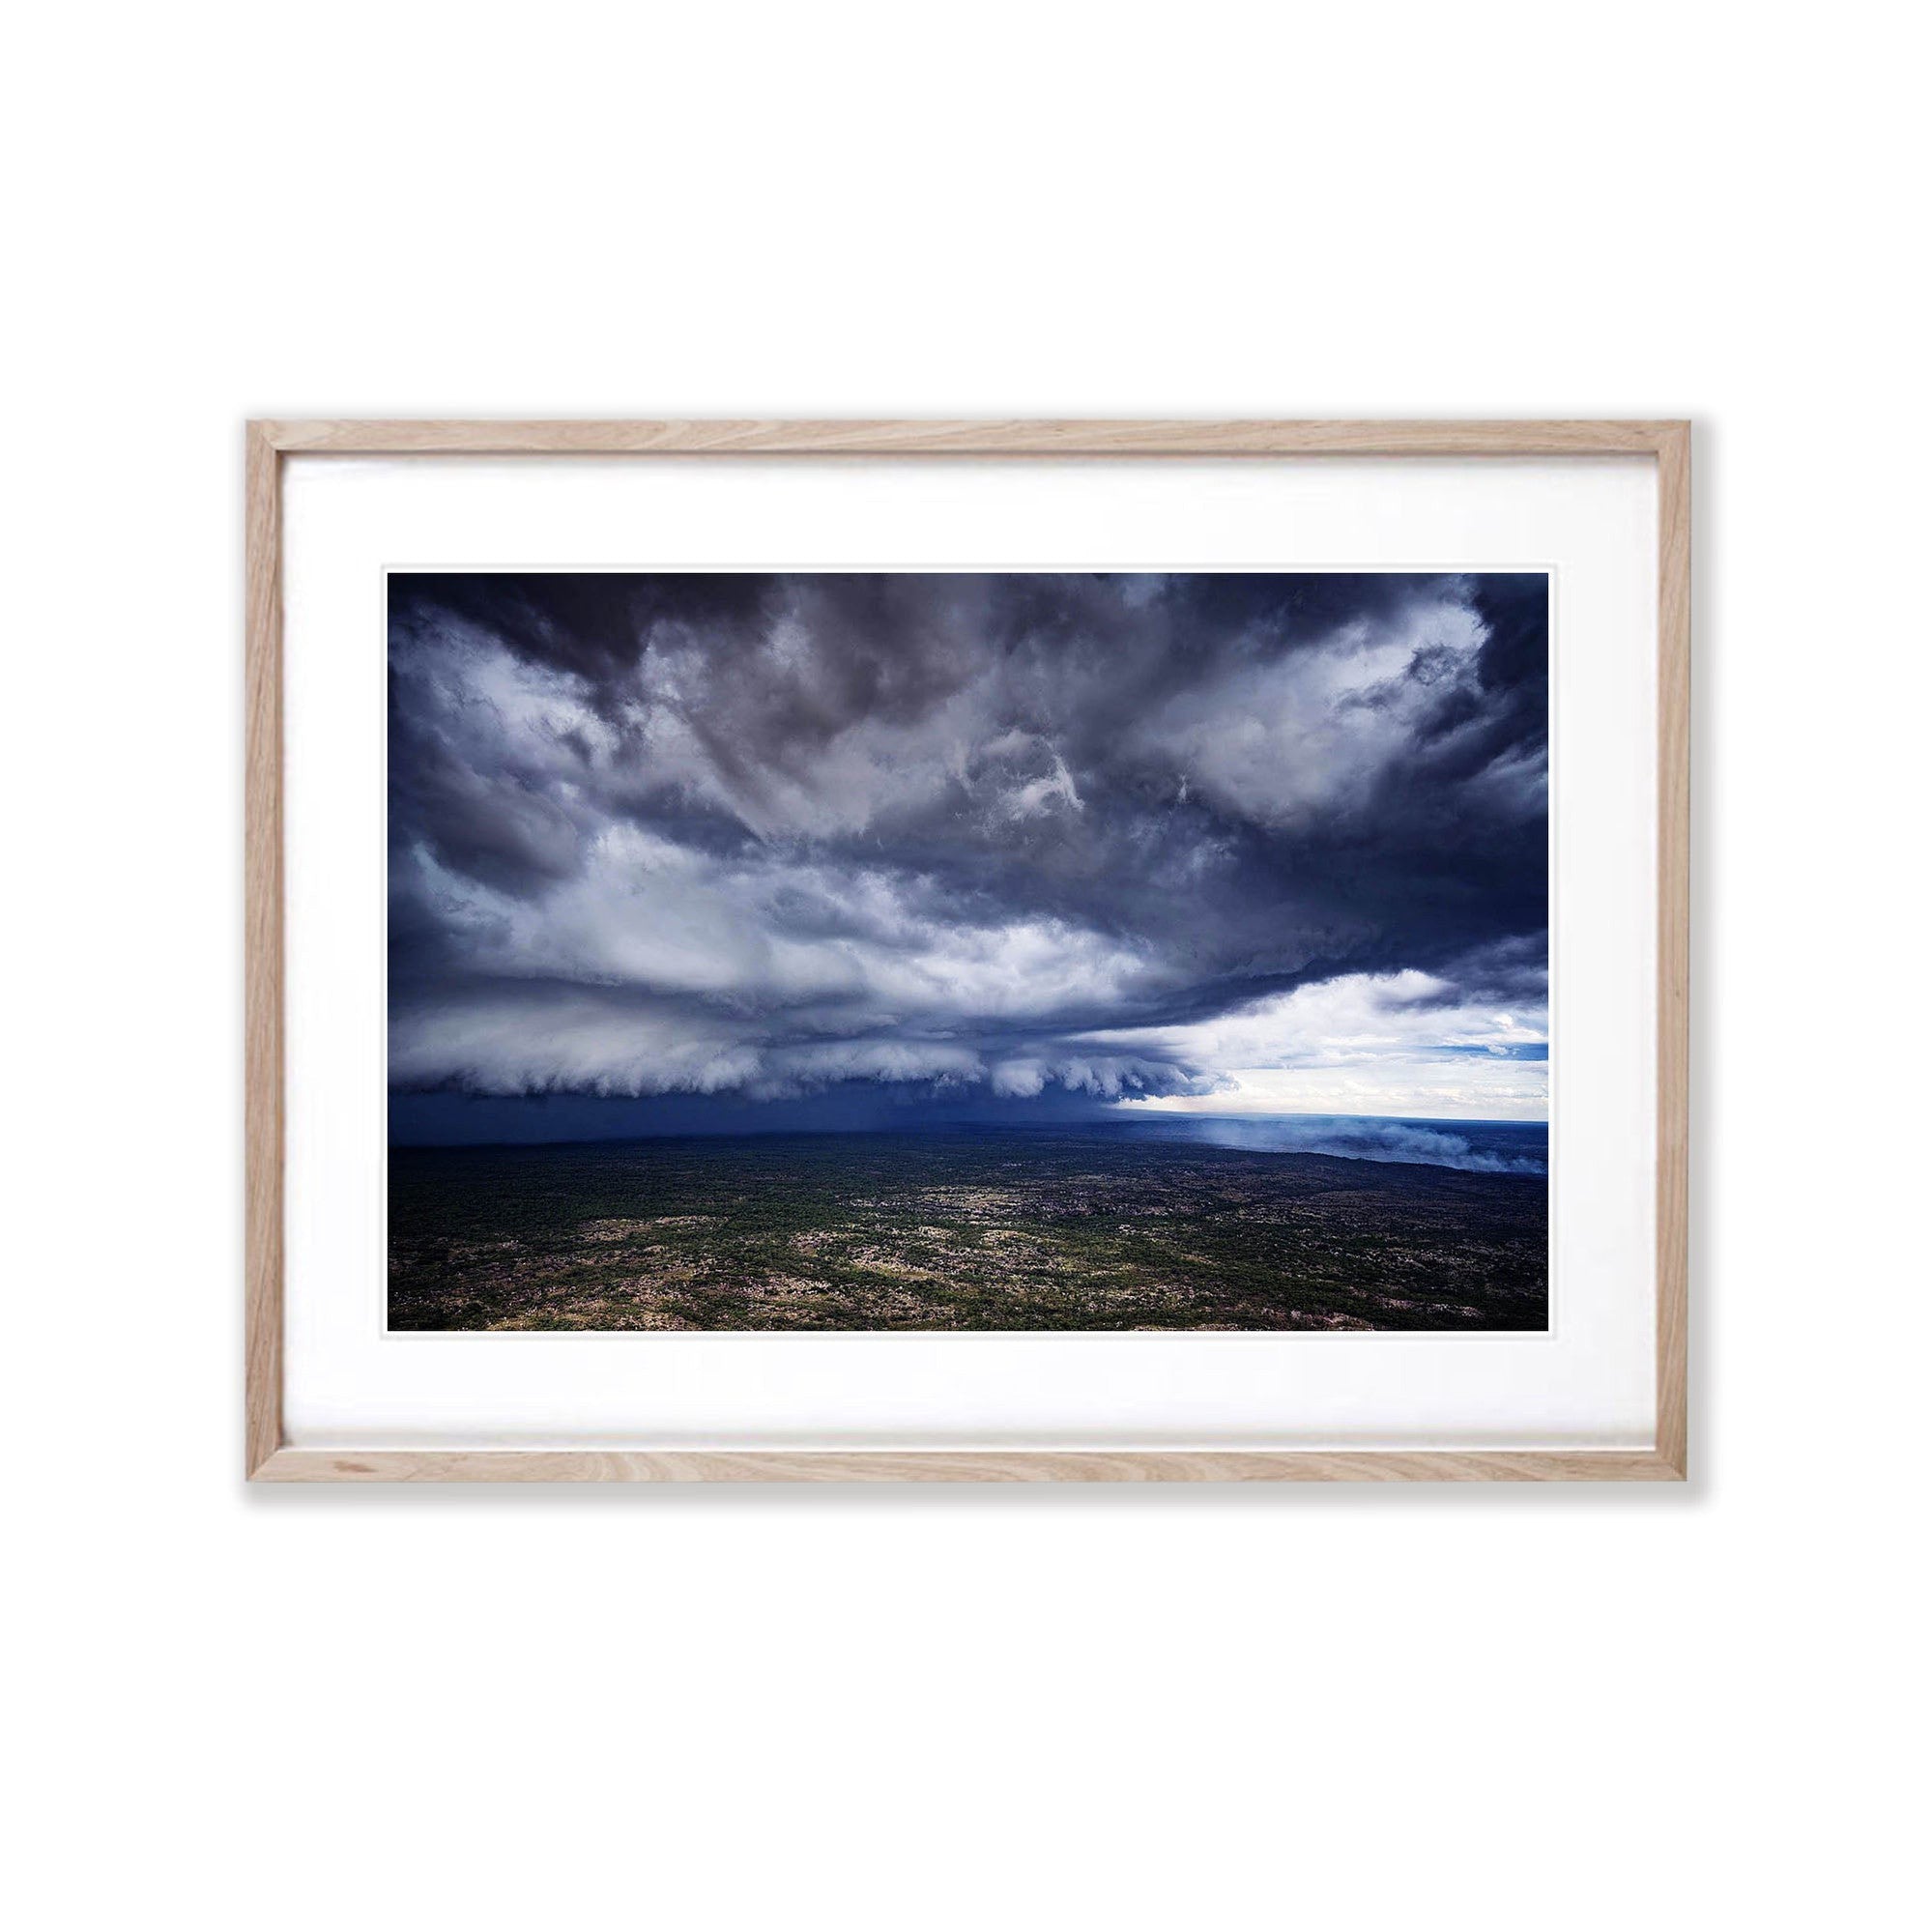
388 572 1547 1110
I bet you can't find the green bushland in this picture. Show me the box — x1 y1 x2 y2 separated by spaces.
388 1128 1548 1333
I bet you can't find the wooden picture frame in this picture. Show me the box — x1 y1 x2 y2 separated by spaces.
246 419 1688 1483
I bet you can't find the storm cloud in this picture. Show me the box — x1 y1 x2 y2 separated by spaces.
389 572 1547 1127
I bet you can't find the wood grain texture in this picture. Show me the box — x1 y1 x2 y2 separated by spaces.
244 418 1691 1484
253 1448 1685 1485
1655 423 1692 1477
258 418 1682 458
245 423 284 1477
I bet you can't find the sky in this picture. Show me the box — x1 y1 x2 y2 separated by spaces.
389 572 1547 1142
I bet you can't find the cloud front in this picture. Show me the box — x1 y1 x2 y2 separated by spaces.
389 572 1548 1122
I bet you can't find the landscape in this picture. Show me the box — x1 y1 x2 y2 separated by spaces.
389 1120 1548 1332
389 571 1550 1331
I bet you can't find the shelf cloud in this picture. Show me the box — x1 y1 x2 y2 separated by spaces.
389 572 1548 1129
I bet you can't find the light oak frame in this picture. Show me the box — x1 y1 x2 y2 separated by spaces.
246 419 1689 1483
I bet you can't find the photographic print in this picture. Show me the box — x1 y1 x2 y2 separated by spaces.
388 570 1549 1333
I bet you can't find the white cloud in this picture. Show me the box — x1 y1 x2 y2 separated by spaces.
1090 970 1548 1120
397 840 1545 1116
1131 598 1543 829
408 822 1163 1027
1127 1063 1546 1121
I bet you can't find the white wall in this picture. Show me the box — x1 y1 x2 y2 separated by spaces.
9 6 1924 1929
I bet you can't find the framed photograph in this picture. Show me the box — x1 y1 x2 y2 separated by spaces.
246 419 1688 1482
